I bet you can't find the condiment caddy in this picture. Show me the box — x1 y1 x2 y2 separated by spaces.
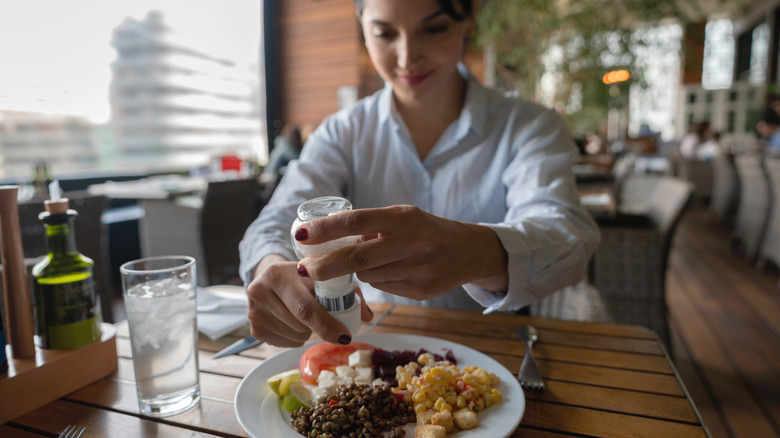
0 184 117 424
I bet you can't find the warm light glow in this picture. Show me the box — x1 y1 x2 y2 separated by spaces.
602 70 631 85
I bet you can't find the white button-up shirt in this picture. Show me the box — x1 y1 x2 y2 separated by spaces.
240 67 600 313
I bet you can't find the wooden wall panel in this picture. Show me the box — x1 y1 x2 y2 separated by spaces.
280 0 361 127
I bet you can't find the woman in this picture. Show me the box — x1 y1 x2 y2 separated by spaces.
239 0 599 347
263 124 304 175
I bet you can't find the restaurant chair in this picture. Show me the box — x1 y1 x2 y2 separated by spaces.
708 153 739 223
670 152 713 205
732 154 770 263
534 176 692 349
200 178 259 285
17 192 115 323
593 176 692 349
757 156 780 275
139 178 258 286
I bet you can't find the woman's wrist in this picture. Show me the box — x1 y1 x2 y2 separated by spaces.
252 254 289 281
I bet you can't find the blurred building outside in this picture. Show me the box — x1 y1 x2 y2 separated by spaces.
0 110 101 181
0 5 264 183
109 11 265 176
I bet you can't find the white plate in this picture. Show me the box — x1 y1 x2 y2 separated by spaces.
235 333 525 438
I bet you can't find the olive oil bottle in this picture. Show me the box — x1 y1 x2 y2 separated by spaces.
32 194 102 349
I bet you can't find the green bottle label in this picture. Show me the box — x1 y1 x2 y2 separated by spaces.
35 275 102 349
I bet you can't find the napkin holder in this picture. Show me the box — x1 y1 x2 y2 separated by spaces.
0 186 118 424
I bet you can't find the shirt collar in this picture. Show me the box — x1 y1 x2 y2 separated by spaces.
456 63 487 140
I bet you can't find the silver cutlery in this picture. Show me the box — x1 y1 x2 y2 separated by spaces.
517 325 545 390
214 335 263 358
58 425 86 438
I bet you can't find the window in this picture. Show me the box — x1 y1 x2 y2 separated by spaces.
702 19 734 90
0 1 265 181
749 23 769 84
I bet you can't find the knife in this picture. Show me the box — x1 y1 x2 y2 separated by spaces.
214 335 263 359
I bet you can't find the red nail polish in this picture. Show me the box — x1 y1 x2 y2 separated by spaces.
295 228 308 241
337 335 351 345
297 264 309 277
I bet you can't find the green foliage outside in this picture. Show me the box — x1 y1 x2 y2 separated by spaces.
474 0 692 136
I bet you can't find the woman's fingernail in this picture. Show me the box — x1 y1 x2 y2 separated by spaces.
295 227 308 241
297 264 309 277
337 335 352 345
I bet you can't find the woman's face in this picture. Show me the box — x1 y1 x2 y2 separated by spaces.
360 0 472 106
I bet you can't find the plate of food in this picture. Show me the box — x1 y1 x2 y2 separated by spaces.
234 333 525 437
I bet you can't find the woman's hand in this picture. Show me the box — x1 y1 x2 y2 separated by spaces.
294 205 508 300
246 255 373 347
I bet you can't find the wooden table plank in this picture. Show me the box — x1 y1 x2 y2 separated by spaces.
536 358 685 397
510 427 583 438
384 305 657 339
10 400 229 437
378 314 664 355
487 353 684 396
525 380 698 423
64 379 246 437
0 425 44 437
518 402 707 438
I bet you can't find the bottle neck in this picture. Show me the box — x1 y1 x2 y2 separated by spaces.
44 217 77 256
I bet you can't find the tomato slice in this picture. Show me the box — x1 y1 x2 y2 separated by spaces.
299 341 375 384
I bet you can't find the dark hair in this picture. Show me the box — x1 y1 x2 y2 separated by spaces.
354 0 472 21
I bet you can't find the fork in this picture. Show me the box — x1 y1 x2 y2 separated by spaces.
517 325 545 390
58 425 86 438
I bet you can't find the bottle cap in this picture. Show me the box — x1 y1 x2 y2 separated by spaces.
44 198 70 215
297 196 352 222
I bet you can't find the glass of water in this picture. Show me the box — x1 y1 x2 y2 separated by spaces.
120 256 200 417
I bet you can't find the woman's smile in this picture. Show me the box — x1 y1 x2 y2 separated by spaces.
399 71 432 85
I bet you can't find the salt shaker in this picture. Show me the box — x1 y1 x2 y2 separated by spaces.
291 196 361 335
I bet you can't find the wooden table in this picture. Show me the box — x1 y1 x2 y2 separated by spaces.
2 304 710 437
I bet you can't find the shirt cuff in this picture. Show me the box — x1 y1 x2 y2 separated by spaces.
463 223 537 313
239 244 297 286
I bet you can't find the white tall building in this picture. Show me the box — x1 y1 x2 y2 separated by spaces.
109 11 264 172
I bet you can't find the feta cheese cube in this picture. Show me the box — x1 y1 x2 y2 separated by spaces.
354 366 374 385
317 370 338 393
311 386 329 403
348 350 372 367
372 377 388 387
335 365 356 380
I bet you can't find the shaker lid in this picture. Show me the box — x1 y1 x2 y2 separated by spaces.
297 196 352 222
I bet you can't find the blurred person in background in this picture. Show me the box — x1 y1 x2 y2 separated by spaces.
264 124 304 175
756 110 780 153
240 0 600 347
696 130 723 161
679 121 710 159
